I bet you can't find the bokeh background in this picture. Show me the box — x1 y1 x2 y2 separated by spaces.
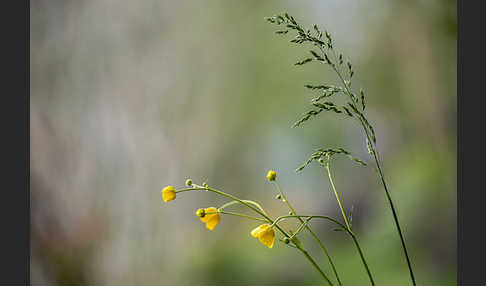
30 0 456 285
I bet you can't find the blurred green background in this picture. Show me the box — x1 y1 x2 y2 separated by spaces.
30 0 456 285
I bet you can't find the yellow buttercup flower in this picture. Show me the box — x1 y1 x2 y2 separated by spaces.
251 224 275 248
162 185 176 202
197 207 221 230
266 170 276 181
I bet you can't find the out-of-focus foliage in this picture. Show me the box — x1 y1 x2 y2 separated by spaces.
30 0 456 285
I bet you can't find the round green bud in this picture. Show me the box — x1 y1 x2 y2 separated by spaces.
196 208 206 218
283 237 290 244
185 179 193 186
202 182 208 188
275 194 282 200
318 157 325 164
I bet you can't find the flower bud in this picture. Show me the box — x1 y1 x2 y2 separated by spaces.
283 237 290 244
196 208 206 218
275 194 282 200
202 182 209 188
162 185 176 202
266 170 277 181
185 179 193 186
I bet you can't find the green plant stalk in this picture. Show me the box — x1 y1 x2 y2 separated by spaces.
325 158 352 233
176 186 334 286
274 182 342 286
328 57 416 285
372 151 416 286
298 247 333 286
272 215 375 286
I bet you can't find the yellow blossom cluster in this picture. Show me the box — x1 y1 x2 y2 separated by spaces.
160 171 279 248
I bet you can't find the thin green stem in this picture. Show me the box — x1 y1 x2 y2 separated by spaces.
274 182 343 286
206 211 268 222
373 152 416 286
218 199 268 216
298 247 334 286
325 158 352 233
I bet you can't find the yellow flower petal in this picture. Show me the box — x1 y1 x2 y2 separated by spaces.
199 207 220 230
251 224 266 237
250 224 275 248
162 186 176 202
259 230 275 248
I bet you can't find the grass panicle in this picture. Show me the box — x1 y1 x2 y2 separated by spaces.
267 12 416 286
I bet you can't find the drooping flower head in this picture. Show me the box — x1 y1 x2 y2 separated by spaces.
162 185 176 202
196 207 221 230
266 170 277 181
251 224 275 248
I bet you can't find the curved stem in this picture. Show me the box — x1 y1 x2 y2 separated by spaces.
325 158 352 233
274 182 343 286
218 199 268 216
178 185 285 234
206 211 267 222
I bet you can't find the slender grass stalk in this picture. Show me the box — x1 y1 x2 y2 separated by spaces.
297 152 372 284
324 158 352 233
273 181 343 286
176 185 334 285
373 152 416 286
330 54 416 286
